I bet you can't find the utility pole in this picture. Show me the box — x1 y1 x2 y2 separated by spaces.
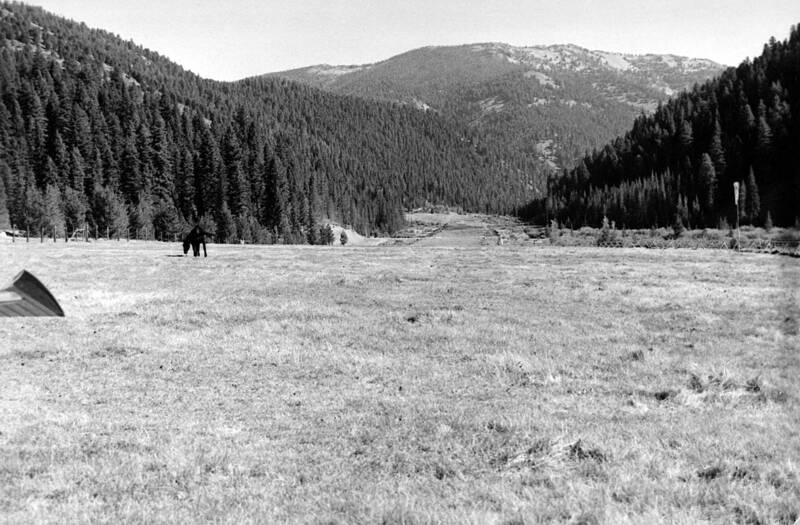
733 182 740 250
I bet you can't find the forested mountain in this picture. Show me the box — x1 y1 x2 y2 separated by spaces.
0 3 538 242
526 25 800 229
267 43 724 169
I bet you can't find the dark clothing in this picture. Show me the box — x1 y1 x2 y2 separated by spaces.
183 226 210 257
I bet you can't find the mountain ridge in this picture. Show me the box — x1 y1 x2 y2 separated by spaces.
279 43 724 83
265 43 726 169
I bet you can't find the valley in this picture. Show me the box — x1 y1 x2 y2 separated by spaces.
1 3 799 522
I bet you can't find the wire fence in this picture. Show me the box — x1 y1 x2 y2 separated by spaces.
3 224 181 244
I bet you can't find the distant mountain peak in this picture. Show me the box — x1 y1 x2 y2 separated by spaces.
265 42 726 169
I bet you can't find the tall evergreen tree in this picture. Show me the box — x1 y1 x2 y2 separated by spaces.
708 118 726 177
150 114 173 202
120 130 141 203
43 183 64 237
62 185 87 233
698 153 717 224
69 147 86 191
216 201 237 243
0 175 10 229
745 167 761 224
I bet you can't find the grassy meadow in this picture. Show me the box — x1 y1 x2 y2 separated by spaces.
1 223 799 524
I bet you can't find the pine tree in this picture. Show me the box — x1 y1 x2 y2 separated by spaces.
236 211 259 244
93 185 122 238
223 129 248 216
22 181 46 234
153 199 183 241
151 114 173 202
62 186 87 233
679 120 693 151
228 163 248 217
306 172 321 245
51 131 69 189
708 118 726 177
737 180 747 224
70 104 93 160
676 193 688 226
89 148 104 194
0 175 11 229
745 167 761 224
698 153 717 225
131 193 154 238
111 195 129 239
42 155 58 188
195 123 222 218
319 224 334 245
216 201 237 243
120 130 141 203
43 183 64 237
262 155 291 241
69 147 86 191
176 150 195 219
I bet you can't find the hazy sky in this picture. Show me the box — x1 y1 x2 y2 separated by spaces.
29 0 800 81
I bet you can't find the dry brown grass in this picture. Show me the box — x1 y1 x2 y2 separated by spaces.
0 235 798 524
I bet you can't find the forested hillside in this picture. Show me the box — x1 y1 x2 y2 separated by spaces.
269 44 723 169
0 3 536 242
529 26 800 229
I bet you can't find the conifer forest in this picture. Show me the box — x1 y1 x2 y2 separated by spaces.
526 26 800 230
0 3 536 243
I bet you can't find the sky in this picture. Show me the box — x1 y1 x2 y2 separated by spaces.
28 0 800 81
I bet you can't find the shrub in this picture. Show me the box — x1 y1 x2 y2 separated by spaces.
547 219 559 244
597 216 618 245
340 230 348 246
319 224 334 245
672 213 685 238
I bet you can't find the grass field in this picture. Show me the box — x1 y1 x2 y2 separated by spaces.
1 221 799 524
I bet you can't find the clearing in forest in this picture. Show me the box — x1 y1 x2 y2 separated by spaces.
0 232 798 523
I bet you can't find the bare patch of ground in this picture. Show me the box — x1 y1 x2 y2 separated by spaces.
397 212 527 247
